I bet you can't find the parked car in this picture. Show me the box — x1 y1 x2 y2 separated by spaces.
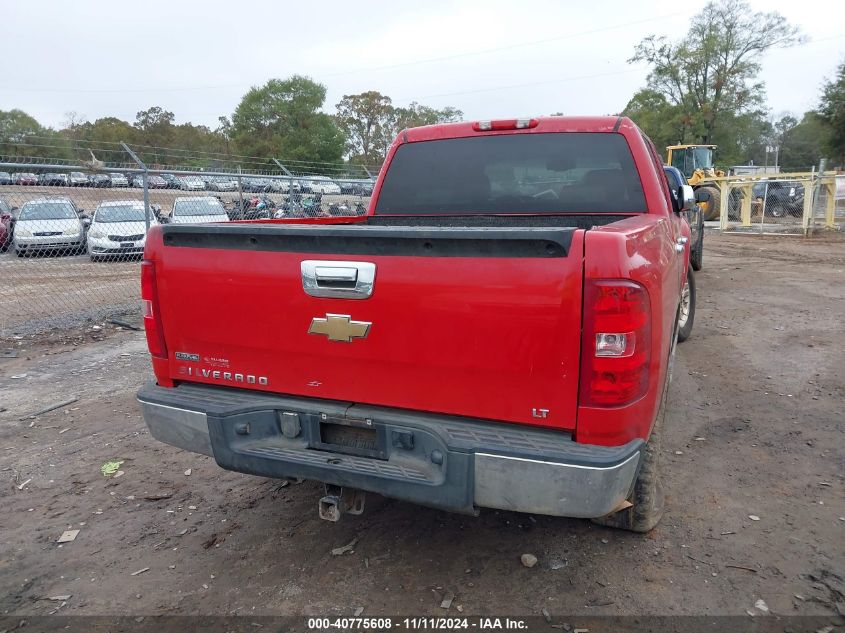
0 198 13 251
160 174 183 189
0 172 11 185
87 201 157 261
128 174 166 188
305 176 341 195
664 165 703 271
180 176 206 192
109 173 129 188
752 179 804 218
167 196 231 224
88 174 111 188
337 178 375 196
12 198 85 256
13 173 38 186
205 176 238 192
38 173 69 186
69 172 89 187
241 177 270 193
138 115 695 534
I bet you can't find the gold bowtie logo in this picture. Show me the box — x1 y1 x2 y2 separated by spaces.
308 314 371 343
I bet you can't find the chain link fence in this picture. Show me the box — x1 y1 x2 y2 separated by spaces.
717 172 842 234
0 145 375 337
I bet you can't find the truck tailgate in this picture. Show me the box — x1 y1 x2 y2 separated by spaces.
151 223 585 430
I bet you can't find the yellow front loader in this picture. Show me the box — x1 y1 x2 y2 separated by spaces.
666 145 726 220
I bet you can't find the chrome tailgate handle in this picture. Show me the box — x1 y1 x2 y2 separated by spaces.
301 260 375 299
314 266 358 283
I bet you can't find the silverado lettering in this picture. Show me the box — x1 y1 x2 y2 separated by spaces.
138 116 696 532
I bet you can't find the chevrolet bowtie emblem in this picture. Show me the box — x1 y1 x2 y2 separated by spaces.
308 314 371 343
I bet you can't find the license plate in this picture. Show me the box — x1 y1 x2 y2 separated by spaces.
120 242 135 248
321 423 378 452
316 418 386 459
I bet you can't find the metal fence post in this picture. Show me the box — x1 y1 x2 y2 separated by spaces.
237 166 244 218
272 158 294 197
121 142 151 233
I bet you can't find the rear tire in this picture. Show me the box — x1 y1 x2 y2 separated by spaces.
699 186 721 221
591 385 668 533
690 224 703 272
677 267 696 343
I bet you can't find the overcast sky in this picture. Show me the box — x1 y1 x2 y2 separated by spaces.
3 0 843 130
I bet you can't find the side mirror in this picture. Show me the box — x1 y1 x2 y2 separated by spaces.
82 218 92 227
678 185 695 212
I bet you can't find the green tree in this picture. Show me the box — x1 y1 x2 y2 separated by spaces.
392 102 463 130
622 89 691 149
335 91 395 165
818 58 845 166
775 112 831 171
0 109 47 157
74 117 139 164
631 0 802 145
231 75 345 165
335 94 464 164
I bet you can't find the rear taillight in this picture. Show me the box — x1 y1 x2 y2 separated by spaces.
141 260 167 359
580 280 651 407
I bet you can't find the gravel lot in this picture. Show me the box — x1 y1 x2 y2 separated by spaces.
0 232 843 624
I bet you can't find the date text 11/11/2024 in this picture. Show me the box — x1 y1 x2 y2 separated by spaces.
307 618 543 630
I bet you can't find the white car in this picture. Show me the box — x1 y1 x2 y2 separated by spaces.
169 197 231 224
87 201 157 261
180 176 206 191
307 176 341 195
13 198 85 257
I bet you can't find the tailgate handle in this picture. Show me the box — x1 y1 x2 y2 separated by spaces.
315 266 358 285
302 260 375 299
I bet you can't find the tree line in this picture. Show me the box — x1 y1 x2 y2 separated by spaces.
0 79 462 173
0 0 843 173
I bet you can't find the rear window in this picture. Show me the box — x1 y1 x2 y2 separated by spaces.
375 133 646 215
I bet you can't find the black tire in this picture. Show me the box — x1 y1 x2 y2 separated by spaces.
677 267 695 343
699 185 721 221
770 202 787 219
15 247 25 257
591 383 668 533
690 225 703 271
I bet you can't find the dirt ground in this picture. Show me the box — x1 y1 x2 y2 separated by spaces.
1 232 843 623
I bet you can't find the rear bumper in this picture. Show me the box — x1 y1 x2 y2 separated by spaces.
137 382 642 518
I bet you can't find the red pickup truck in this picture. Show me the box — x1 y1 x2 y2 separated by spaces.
138 116 696 532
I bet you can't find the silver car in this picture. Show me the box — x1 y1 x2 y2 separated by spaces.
206 176 238 192
180 176 206 191
13 199 85 256
69 172 89 186
169 196 231 224
87 201 157 261
109 173 129 188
